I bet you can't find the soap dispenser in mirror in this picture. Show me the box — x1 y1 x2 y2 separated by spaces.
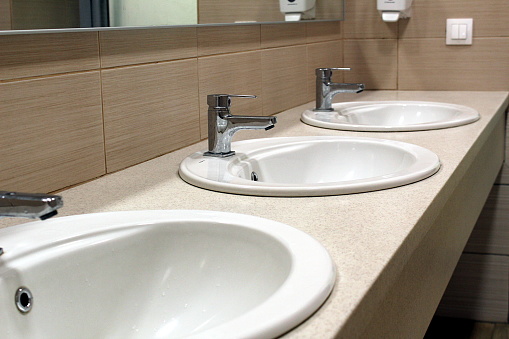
377 0 413 22
280 0 316 21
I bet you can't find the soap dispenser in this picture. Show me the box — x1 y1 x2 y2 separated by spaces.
280 0 316 21
377 0 413 22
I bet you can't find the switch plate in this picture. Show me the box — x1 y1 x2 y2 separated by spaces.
446 18 473 45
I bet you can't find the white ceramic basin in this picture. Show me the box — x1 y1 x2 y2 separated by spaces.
0 210 335 338
179 136 440 196
301 101 480 131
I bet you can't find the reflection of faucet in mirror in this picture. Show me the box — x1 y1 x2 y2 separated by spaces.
314 68 365 112
205 94 277 157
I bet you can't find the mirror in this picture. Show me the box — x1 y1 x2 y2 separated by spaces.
0 0 344 32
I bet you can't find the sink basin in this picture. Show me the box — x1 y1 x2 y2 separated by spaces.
301 101 480 131
179 136 440 196
0 210 335 338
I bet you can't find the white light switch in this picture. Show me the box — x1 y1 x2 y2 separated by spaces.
446 18 473 45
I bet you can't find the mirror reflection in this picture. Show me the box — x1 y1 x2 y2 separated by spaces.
0 0 344 31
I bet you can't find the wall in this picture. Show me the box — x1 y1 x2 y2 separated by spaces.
0 22 342 192
1 0 509 324
4 0 509 191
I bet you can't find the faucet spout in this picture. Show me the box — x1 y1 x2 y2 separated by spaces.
224 115 277 131
0 191 63 220
313 68 365 111
205 94 277 157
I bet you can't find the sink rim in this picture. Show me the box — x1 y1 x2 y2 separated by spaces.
179 136 441 197
301 100 480 132
0 210 336 339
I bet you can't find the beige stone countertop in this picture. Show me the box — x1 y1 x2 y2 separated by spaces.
2 91 508 338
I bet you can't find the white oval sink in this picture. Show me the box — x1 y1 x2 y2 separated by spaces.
302 101 480 131
179 136 440 196
0 210 335 338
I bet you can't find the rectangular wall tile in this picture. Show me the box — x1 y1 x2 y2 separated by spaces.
261 46 308 115
399 38 509 91
102 60 200 173
261 23 306 49
198 51 263 139
99 27 197 68
0 72 105 193
306 21 342 43
399 0 509 39
343 0 398 39
315 1 344 21
465 185 509 255
436 253 509 323
197 25 260 56
0 32 100 81
344 39 398 90
306 41 344 103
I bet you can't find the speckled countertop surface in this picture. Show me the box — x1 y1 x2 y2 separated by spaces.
2 91 508 337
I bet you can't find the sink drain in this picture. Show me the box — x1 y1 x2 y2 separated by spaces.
15 287 33 313
251 171 259 181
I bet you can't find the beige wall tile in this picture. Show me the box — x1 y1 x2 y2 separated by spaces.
0 72 105 193
344 39 398 90
0 0 11 30
100 27 197 68
199 0 281 24
465 185 509 255
306 21 342 43
261 23 306 49
0 32 100 81
399 0 509 39
399 38 509 91
306 41 344 102
102 60 200 173
261 46 308 115
315 0 344 21
343 0 398 39
198 51 263 139
436 253 509 323
197 25 260 56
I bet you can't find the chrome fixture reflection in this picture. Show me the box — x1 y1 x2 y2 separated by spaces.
314 68 365 111
15 287 33 313
0 191 63 220
205 94 277 157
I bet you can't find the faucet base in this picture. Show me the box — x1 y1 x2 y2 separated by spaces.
313 108 335 112
204 151 236 158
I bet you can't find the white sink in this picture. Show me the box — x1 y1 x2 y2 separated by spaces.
179 136 440 196
301 101 480 131
0 210 335 338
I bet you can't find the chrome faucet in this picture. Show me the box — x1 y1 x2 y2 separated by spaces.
205 94 277 157
314 68 365 111
0 191 63 220
0 191 62 256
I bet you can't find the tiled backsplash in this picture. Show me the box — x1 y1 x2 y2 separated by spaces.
1 0 509 193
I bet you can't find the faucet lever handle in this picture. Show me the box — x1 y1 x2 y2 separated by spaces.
207 94 257 109
229 94 257 99
316 67 351 79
